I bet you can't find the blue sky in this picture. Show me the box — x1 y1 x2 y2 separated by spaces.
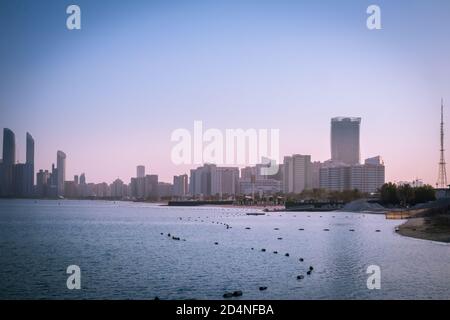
1 0 450 184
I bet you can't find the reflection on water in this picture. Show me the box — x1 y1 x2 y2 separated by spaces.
0 199 449 300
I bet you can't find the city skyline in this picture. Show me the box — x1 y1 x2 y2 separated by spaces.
0 109 439 187
1 0 450 185
1 113 386 199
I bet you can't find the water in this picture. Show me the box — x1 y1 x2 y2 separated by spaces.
0 199 449 300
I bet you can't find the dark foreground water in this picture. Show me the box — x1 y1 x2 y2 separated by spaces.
0 199 449 300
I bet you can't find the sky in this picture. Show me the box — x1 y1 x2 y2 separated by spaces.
1 0 450 185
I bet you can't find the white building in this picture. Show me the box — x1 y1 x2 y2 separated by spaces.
350 157 385 193
136 165 145 178
319 160 350 192
173 174 188 197
239 178 282 195
319 157 385 193
110 178 124 198
211 166 239 197
189 164 216 197
158 182 173 198
283 154 311 194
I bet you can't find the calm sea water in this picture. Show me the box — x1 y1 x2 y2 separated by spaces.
0 199 449 300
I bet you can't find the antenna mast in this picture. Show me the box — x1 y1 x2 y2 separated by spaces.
437 98 448 188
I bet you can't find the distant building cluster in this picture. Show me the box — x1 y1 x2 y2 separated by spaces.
0 129 34 197
0 117 386 200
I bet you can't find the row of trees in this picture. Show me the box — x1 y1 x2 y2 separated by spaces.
379 183 436 207
286 183 437 207
285 188 366 203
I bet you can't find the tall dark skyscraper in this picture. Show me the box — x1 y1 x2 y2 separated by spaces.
25 132 35 196
331 117 361 165
1 128 16 196
57 150 66 197
2 128 16 165
26 133 34 165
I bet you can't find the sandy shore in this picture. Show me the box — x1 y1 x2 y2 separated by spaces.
398 215 450 243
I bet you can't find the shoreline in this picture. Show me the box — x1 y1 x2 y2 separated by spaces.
397 216 450 243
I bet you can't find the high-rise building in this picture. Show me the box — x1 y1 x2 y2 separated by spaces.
319 157 385 193
36 169 50 197
110 178 124 198
173 174 188 197
309 161 322 189
350 157 385 193
24 132 34 196
137 165 145 178
48 163 58 197
56 151 66 197
12 163 27 196
283 155 311 194
240 166 257 180
144 174 159 199
2 128 15 165
26 133 34 165
189 164 216 197
211 167 239 197
79 173 86 185
331 117 361 165
157 182 173 198
136 176 145 199
319 160 351 192
129 177 137 198
1 128 16 196
64 181 78 198
94 182 110 198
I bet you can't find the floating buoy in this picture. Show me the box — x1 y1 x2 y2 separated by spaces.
299 258 304 262
307 270 312 275
297 275 304 280
285 253 290 257
259 286 268 291
273 251 278 254
232 291 243 297
261 248 266 252
309 266 314 271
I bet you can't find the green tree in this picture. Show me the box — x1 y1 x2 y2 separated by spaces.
412 185 436 205
397 184 415 207
379 183 399 205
